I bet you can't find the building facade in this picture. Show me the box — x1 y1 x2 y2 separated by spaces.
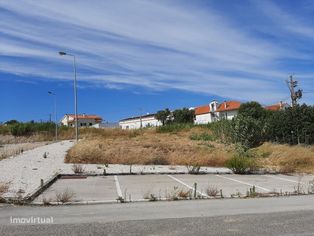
119 114 162 129
194 100 240 124
60 114 102 127
194 101 219 124
216 101 241 120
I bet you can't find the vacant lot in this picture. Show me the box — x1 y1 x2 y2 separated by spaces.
65 127 232 167
65 126 314 173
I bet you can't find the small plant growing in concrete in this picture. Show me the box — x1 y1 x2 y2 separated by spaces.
72 164 85 174
0 182 10 202
294 176 305 195
42 196 53 206
177 189 192 199
116 196 124 203
55 189 75 204
186 165 201 174
308 179 314 194
246 186 258 198
43 152 47 159
206 185 219 197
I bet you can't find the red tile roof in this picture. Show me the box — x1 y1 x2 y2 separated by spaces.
216 101 241 112
194 105 210 115
67 114 102 120
265 102 289 111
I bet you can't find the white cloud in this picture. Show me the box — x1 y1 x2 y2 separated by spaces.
0 0 313 104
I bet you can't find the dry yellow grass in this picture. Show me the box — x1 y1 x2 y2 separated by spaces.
64 126 314 173
65 127 232 167
254 143 314 173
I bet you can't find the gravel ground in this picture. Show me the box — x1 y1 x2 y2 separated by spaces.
0 140 231 199
0 142 53 160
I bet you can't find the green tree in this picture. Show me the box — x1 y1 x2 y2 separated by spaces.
172 108 195 123
238 101 266 119
155 108 171 126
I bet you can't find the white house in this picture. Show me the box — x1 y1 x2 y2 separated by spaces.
194 101 219 124
60 114 103 127
216 101 241 120
119 114 162 129
194 100 241 124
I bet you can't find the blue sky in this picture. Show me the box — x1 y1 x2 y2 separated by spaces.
0 0 314 122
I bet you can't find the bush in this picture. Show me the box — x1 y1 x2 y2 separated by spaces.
232 114 263 150
144 156 169 165
190 132 214 141
208 119 233 144
156 123 193 133
226 155 256 174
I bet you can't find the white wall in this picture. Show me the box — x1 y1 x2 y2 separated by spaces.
195 113 212 124
119 116 162 129
60 116 101 127
218 110 238 120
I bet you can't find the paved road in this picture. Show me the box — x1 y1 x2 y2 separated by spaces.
2 195 314 235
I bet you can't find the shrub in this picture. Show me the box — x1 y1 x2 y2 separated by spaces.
72 164 85 174
226 155 256 174
232 114 263 150
0 182 10 199
55 189 75 203
206 185 219 197
156 123 193 133
144 156 170 165
209 119 233 143
189 132 214 141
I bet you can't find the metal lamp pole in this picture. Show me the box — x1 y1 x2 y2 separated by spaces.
59 51 79 142
48 91 58 141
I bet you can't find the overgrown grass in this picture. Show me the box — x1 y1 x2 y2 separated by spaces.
65 126 232 167
189 132 215 141
156 123 194 133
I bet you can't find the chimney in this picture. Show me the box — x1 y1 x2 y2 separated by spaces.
224 101 227 109
279 101 283 109
83 113 86 117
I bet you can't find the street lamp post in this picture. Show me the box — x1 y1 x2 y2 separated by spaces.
59 51 79 142
48 91 58 141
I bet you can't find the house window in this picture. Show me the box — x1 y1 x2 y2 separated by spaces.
89 123 92 126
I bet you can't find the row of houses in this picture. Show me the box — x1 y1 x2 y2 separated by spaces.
59 101 289 129
119 100 289 130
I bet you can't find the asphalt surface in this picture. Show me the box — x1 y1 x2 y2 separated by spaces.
2 195 314 235
33 174 313 203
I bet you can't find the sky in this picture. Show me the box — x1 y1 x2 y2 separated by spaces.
0 0 314 122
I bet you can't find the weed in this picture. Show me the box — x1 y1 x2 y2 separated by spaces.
144 155 170 165
206 185 219 197
226 155 256 174
42 196 53 205
308 179 314 193
72 164 85 174
190 133 214 141
55 189 75 203
0 182 10 200
187 166 201 174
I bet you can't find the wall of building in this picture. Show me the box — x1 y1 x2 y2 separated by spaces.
61 116 101 127
119 117 162 129
194 113 212 124
218 110 238 120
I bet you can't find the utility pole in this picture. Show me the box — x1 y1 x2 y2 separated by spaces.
139 108 143 129
286 75 302 107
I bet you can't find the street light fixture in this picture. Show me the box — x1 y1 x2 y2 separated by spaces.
59 51 79 142
48 91 58 141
